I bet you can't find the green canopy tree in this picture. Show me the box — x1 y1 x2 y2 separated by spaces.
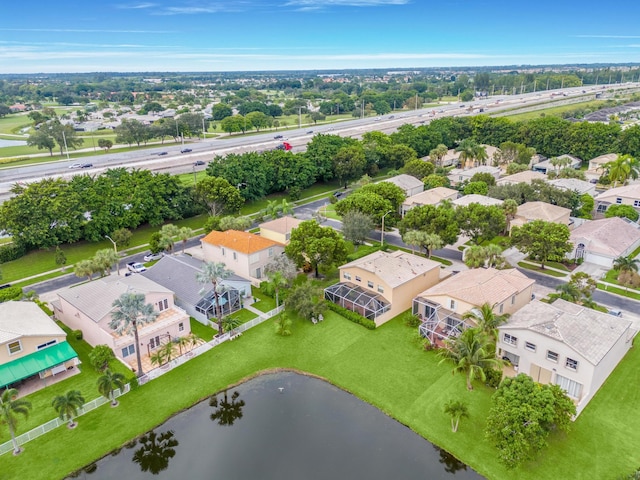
605 204 639 222
401 159 435 179
285 220 348 278
0 388 32 454
334 192 394 227
399 204 460 246
401 230 443 258
456 204 506 245
332 144 367 188
510 220 572 269
27 130 56 156
341 211 375 248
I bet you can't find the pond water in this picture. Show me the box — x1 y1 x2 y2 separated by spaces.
84 372 483 480
0 139 27 148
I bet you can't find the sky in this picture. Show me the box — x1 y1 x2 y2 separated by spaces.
1 0 640 73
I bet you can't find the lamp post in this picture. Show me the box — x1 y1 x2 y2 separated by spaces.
381 210 393 246
192 164 197 186
105 235 119 275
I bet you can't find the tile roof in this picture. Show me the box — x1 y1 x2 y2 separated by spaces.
595 184 640 203
547 178 595 195
500 299 632 365
340 250 441 288
588 153 617 165
570 217 640 257
403 187 458 208
380 174 424 192
259 216 303 235
452 194 503 207
496 170 547 185
57 275 173 323
202 230 283 254
0 301 65 344
516 201 571 222
417 268 534 307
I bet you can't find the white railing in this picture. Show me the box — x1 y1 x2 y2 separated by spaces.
0 384 130 456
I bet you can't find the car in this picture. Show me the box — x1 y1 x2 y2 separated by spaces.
274 135 283 140
332 191 344 198
127 262 146 273
389 115 395 119
374 117 381 121
608 309 623 317
157 151 168 156
194 160 206 166
81 163 93 168
589 178 598 184
306 130 314 134
0 284 11 290
68 163 82 169
143 252 164 262
180 148 192 153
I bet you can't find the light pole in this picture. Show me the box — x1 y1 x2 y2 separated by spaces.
192 165 197 186
381 210 393 246
105 235 119 276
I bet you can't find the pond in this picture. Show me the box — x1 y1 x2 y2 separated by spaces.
83 372 483 479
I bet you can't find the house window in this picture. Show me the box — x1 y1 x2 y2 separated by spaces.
149 336 161 350
221 247 226 256
285 233 291 241
503 333 517 346
498 303 504 314
233 252 237 261
121 345 135 358
37 340 57 350
449 299 456 310
634 200 640 207
556 374 583 399
249 253 260 264
268 247 274 257
511 294 516 305
525 342 536 352
178 322 184 332
377 285 384 294
616 197 622 204
157 299 168 311
367 280 374 288
547 350 559 362
565 357 579 371
7 340 22 355
255 267 262 279
596 203 608 213
355 276 361 282
343 272 351 281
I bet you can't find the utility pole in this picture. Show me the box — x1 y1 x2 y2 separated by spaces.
381 210 393 246
415 93 418 111
62 130 70 160
105 235 119 275
297 106 303 129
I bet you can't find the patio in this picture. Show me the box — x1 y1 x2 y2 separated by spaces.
413 297 470 347
324 282 390 321
15 365 81 398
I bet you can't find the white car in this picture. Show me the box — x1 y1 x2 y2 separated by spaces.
143 252 164 262
68 163 82 169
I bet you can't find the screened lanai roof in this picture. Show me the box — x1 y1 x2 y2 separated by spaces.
324 282 390 320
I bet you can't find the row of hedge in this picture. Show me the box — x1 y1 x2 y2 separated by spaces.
326 302 376 330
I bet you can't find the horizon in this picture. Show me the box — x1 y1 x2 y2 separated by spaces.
2 0 640 74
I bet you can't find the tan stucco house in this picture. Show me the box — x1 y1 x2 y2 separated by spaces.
259 216 303 245
447 166 501 186
569 217 640 268
498 299 635 415
496 170 547 186
325 250 443 326
200 230 285 284
53 275 190 366
380 174 425 197
0 301 79 390
595 184 640 215
510 201 572 231
401 187 459 216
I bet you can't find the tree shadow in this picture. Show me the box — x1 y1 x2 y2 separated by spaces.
433 445 468 474
209 389 245 427
132 430 179 475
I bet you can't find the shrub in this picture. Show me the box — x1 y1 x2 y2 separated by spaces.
484 367 503 389
0 243 26 263
0 286 22 303
259 281 275 298
72 329 83 340
326 302 376 330
403 311 421 327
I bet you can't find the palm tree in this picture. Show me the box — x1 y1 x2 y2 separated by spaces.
175 335 190 355
93 248 119 277
462 303 509 341
613 255 639 274
177 226 194 254
196 261 233 335
279 199 294 217
455 139 478 169
159 224 180 254
263 200 281 220
52 390 85 428
501 199 518 233
443 399 470 433
473 144 488 166
97 369 126 407
554 282 582 303
275 311 292 336
110 292 159 377
209 390 245 426
402 229 422 255
133 430 179 475
266 270 288 307
438 328 503 390
429 143 448 167
0 388 32 454
221 315 242 336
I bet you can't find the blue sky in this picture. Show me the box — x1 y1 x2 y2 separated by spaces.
1 0 640 73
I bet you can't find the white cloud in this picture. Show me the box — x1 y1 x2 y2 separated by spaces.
284 0 410 6
0 27 176 34
573 35 640 39
116 2 157 9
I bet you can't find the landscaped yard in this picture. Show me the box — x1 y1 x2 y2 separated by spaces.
226 308 259 325
517 261 568 277
4 311 640 480
250 287 277 313
189 317 216 341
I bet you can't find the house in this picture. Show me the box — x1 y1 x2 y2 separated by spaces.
594 184 640 215
259 216 303 245
53 275 190 365
142 255 252 324
325 250 443 326
587 153 617 175
510 201 572 231
9 104 27 113
447 166 501 186
401 187 459 216
498 299 634 415
413 268 535 346
547 178 597 197
569 217 640 268
452 194 503 207
532 154 582 174
0 302 79 390
496 170 547 186
380 174 424 198
200 230 285 284
425 148 459 167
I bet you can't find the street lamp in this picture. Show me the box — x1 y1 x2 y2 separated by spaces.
192 165 197 186
381 210 393 246
105 235 119 276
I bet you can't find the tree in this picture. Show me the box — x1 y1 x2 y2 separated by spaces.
0 388 32 454
194 176 244 217
74 259 98 282
429 144 449 167
334 191 394 227
46 120 83 155
605 204 640 222
456 204 506 245
332 145 366 188
133 430 179 474
212 103 233 121
602 154 639 187
359 182 407 212
285 220 348 277
401 230 443 258
438 328 502 390
177 226 194 253
443 399 470 433
501 199 518 232
0 104 10 118
27 130 55 156
285 280 326 321
264 254 298 283
88 345 115 372
399 204 460 246
462 181 488 196
92 248 119 277
159 223 180 254
97 369 126 406
567 271 598 299
98 138 113 152
195 261 233 334
485 374 575 468
464 244 506 269
341 211 375 247
510 220 572 269
613 255 640 274
456 139 481 168
401 159 435 179
111 228 132 248
575 193 594 219
274 311 293 336
54 246 67 268
218 215 252 231
266 270 288 308
423 174 450 189
220 315 242 336
210 390 245 426
110 293 159 376
462 303 508 341
52 390 85 428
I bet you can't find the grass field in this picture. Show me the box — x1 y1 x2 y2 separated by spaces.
517 261 568 277
3 311 640 480
501 100 607 122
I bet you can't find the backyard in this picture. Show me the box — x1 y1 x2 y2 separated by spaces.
2 311 639 480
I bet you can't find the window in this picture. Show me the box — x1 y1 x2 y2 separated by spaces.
149 336 161 350
596 203 607 213
37 339 57 350
634 200 640 207
556 374 583 399
511 294 516 305
498 303 504 314
255 267 262 279
221 247 226 256
449 299 456 310
178 322 184 332
565 357 579 371
377 285 384 294
7 341 22 355
268 247 274 257
233 252 237 261
367 280 374 288
616 197 622 204
525 341 536 352
285 233 291 241
343 272 351 281
503 333 517 346
157 299 168 311
547 350 559 362
121 345 135 358
355 276 361 282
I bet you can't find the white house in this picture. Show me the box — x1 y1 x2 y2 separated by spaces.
532 154 582 174
594 184 640 215
401 187 459 216
379 174 424 198
447 166 501 186
547 178 597 197
569 217 640 267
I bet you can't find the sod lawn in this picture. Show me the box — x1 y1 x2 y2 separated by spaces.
1 311 639 480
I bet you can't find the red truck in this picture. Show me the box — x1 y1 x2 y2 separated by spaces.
275 142 292 151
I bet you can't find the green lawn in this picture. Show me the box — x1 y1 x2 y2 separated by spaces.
4 311 640 480
517 262 568 277
189 317 216 341
500 100 607 122
226 308 259 325
597 282 640 301
250 287 277 313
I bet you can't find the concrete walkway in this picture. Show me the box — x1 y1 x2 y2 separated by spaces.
244 303 267 317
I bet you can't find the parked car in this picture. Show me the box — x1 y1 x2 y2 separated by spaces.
194 160 206 166
143 252 164 262
180 148 192 153
608 309 623 317
81 163 93 168
68 163 82 169
333 191 344 198
127 262 146 273
306 130 314 134
157 151 168 156
274 135 283 139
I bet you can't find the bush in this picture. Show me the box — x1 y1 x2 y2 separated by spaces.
484 367 503 388
72 329 83 340
0 286 23 303
0 243 26 263
259 281 275 298
203 216 221 233
326 302 376 330
403 312 421 327
345 244 381 262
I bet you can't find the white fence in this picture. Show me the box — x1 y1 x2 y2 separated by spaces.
0 384 130 456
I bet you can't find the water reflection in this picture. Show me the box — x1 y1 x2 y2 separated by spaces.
132 430 179 475
209 390 245 426
434 445 468 474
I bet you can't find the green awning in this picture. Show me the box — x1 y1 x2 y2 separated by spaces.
0 341 78 388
